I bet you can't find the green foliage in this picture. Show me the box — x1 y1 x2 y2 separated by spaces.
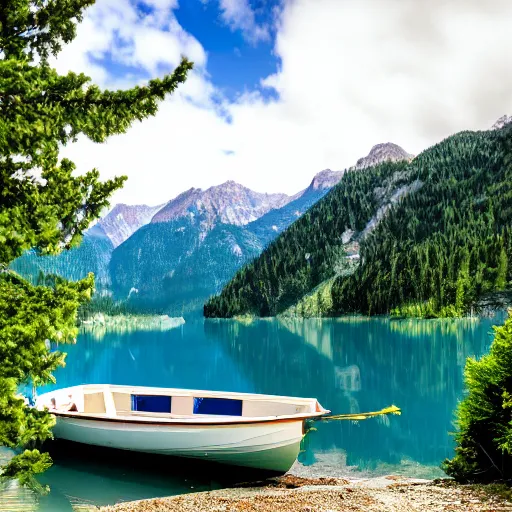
205 127 512 318
332 129 512 317
77 294 138 321
0 0 191 483
443 312 512 482
390 299 458 319
0 271 87 484
281 278 336 318
1 449 52 492
11 227 114 290
205 161 404 317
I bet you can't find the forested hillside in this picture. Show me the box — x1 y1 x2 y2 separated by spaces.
107 172 351 316
204 126 512 318
111 220 263 315
10 225 114 290
10 202 161 292
246 170 342 245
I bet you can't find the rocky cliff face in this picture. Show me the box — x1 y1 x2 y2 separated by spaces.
492 115 512 130
151 181 291 228
353 143 413 170
309 169 344 190
98 203 164 248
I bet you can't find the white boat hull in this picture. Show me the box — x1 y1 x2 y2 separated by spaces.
53 415 303 472
37 384 328 473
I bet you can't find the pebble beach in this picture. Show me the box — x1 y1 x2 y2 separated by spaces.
87 475 512 512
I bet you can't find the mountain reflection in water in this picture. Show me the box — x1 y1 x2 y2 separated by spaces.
1 314 505 511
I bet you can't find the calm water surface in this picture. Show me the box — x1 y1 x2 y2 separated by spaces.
0 314 506 511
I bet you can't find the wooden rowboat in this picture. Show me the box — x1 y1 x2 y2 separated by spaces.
36 384 329 473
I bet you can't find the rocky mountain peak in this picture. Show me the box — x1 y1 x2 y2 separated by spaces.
151 181 291 228
353 143 413 170
97 203 164 248
309 169 344 190
216 180 238 188
492 115 512 130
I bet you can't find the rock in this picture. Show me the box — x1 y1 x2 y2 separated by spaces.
97 203 164 248
353 143 413 170
492 115 512 130
151 181 291 227
309 169 344 191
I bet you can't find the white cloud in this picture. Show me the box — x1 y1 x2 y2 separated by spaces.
142 0 179 10
53 0 207 83
218 0 270 43
200 0 270 42
57 0 512 206
266 0 512 155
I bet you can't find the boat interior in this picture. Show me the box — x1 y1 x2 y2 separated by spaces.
37 384 327 421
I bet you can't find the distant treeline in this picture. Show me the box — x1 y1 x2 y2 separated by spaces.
204 127 512 318
77 295 138 322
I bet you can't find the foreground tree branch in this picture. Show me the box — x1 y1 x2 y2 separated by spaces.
0 0 192 483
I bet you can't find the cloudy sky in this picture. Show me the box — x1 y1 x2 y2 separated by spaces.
56 0 512 205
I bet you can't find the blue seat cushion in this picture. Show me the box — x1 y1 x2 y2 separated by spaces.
131 395 171 413
193 397 242 416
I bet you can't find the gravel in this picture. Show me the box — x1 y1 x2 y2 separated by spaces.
91 475 512 512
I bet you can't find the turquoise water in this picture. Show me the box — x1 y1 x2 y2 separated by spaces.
0 314 506 511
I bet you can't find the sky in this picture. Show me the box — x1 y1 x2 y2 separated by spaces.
55 0 512 206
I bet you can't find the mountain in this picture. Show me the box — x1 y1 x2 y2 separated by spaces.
11 140 414 317
109 181 291 315
111 167 386 315
151 181 290 227
110 170 374 315
246 169 344 245
109 220 263 316
492 114 512 130
98 203 164 248
309 169 345 190
353 142 414 170
204 126 512 319
10 203 162 289
142 224 264 315
10 224 114 289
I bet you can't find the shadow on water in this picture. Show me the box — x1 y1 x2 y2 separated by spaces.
2 440 280 511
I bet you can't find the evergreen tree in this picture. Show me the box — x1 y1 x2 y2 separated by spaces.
205 127 512 319
496 246 508 291
0 0 192 483
443 311 512 482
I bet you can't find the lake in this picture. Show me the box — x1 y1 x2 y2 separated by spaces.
0 314 506 511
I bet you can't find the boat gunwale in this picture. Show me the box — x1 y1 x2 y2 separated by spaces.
42 384 322 404
50 410 327 426
39 384 329 426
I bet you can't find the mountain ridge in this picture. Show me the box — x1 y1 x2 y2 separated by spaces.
11 141 412 317
204 126 512 319
98 203 165 248
151 180 291 228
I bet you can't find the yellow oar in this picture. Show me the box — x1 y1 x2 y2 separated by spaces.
316 405 401 421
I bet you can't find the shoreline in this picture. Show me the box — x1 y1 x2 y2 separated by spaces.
89 474 512 511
